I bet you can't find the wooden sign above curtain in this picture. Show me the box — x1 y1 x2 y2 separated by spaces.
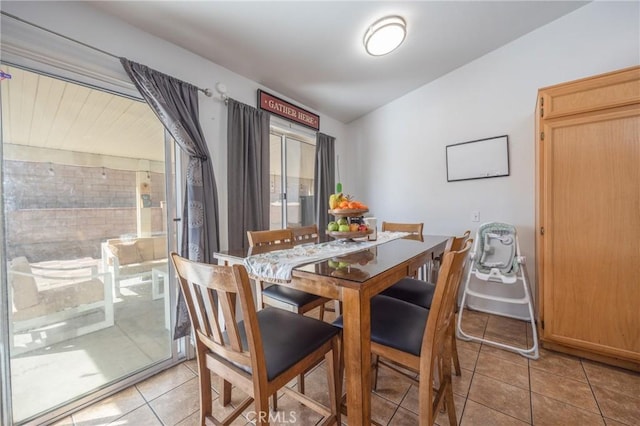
258 90 320 131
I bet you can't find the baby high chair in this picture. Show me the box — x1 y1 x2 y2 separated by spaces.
456 222 539 359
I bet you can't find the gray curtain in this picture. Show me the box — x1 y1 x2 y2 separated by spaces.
227 99 270 249
314 133 336 239
120 58 220 339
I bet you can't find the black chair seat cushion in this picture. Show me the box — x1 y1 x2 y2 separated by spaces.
230 307 340 381
333 295 429 357
262 284 323 308
381 277 435 309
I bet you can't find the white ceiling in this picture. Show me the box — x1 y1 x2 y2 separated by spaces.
2 65 165 163
91 1 588 123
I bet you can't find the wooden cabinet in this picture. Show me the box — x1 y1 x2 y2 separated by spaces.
536 66 640 371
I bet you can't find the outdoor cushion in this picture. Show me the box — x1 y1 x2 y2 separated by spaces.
109 242 143 265
12 278 105 321
136 239 154 262
9 257 40 310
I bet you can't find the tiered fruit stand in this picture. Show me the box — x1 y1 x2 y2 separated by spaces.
327 208 373 240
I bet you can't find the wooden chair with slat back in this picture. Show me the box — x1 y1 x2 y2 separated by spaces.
379 230 471 379
247 228 331 394
170 253 342 426
333 240 472 425
289 224 320 245
247 229 296 248
382 221 427 274
381 221 424 234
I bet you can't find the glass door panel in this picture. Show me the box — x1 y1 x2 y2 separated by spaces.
269 130 315 229
1 65 175 423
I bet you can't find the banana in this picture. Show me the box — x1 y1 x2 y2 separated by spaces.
329 193 343 210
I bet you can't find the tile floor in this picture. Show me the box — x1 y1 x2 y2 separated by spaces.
51 309 640 426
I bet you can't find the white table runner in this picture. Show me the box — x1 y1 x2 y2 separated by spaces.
244 231 409 283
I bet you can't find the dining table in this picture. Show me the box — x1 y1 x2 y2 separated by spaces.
214 233 450 425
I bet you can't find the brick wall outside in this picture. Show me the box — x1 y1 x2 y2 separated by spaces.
4 161 167 262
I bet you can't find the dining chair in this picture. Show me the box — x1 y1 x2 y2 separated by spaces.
290 224 341 315
289 224 319 245
247 229 329 322
170 253 342 426
247 228 332 394
333 240 472 425
381 221 427 271
381 221 424 234
380 230 471 377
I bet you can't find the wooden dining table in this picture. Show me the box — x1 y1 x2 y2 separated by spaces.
214 234 449 425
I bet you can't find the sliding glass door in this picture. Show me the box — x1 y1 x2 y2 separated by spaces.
1 65 179 424
269 128 316 229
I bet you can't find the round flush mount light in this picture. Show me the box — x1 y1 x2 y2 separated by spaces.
363 16 406 56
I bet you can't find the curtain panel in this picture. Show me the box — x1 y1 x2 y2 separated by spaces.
227 99 271 249
314 133 336 239
120 58 220 339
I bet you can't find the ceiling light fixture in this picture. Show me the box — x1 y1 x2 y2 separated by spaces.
364 16 406 56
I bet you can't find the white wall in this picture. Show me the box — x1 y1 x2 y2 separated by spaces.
1 1 348 250
345 1 639 315
3 1 638 283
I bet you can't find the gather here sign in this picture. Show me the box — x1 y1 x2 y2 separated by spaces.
258 90 320 131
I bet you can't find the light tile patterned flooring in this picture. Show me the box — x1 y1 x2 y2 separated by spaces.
52 309 640 425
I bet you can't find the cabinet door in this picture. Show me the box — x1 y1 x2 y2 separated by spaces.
541 106 640 361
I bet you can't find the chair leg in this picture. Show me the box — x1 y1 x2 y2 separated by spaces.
220 376 232 406
446 386 457 426
371 353 380 390
318 303 325 321
272 392 278 412
326 336 342 424
442 336 457 425
197 350 212 424
258 281 266 310
450 322 461 376
255 395 270 426
297 373 305 394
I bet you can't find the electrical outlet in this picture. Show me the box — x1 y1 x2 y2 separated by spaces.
471 211 480 222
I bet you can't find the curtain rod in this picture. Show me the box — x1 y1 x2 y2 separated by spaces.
2 11 213 97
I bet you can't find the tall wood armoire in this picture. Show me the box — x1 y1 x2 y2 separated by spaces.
536 66 640 371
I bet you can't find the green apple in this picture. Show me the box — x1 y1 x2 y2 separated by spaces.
328 260 339 268
327 221 339 232
338 224 350 232
337 218 348 226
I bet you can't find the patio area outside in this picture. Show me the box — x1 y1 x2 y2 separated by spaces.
10 273 172 422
